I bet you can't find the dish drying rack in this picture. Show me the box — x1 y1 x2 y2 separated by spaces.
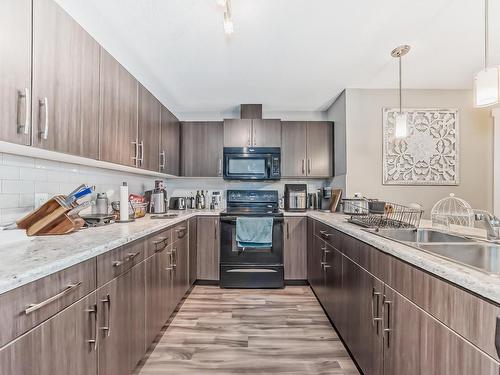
347 202 423 229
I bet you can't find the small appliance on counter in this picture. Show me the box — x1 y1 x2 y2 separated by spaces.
318 187 332 211
145 180 168 214
211 191 223 210
94 192 109 215
284 184 307 212
169 197 187 210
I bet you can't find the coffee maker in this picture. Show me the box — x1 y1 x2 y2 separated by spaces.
318 187 332 211
284 184 307 212
145 180 168 214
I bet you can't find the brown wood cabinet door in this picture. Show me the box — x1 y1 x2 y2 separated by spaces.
340 256 383 375
383 285 499 375
98 263 145 375
223 119 252 147
0 292 97 375
138 84 160 171
181 122 223 177
284 217 307 280
188 217 198 285
0 0 32 145
281 121 307 177
323 245 343 324
145 253 166 348
306 121 333 177
173 237 189 301
32 0 100 158
309 235 326 298
99 48 138 167
196 217 220 280
160 106 180 175
252 119 281 147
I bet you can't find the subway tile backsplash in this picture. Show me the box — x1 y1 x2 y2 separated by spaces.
0 152 333 224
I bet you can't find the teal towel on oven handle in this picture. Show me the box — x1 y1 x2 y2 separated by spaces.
236 217 273 248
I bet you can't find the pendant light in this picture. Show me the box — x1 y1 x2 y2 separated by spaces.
474 0 500 107
391 45 411 138
222 0 234 35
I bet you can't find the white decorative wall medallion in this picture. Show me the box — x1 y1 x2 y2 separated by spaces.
383 108 459 185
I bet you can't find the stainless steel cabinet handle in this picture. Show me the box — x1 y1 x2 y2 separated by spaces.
175 227 187 239
166 251 174 271
85 303 98 350
160 151 166 170
39 97 49 140
171 248 177 268
100 294 111 336
138 140 144 166
25 281 82 314
307 159 311 175
371 288 383 334
154 237 169 252
383 298 393 347
214 219 218 239
218 158 223 176
253 127 257 146
286 221 290 239
248 127 251 146
301 159 305 175
132 140 139 166
18 88 30 134
320 230 331 238
112 251 140 267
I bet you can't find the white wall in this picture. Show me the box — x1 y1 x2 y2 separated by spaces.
493 108 500 216
326 90 347 194
343 89 493 217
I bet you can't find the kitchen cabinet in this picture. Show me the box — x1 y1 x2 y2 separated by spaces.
281 121 333 177
145 250 167 348
383 285 499 375
138 84 161 171
0 292 97 375
32 0 100 158
160 105 180 175
99 48 138 167
284 217 307 280
0 0 32 145
308 234 326 298
97 262 145 375
188 217 198 285
223 119 281 147
181 121 223 177
172 225 189 302
197 217 220 281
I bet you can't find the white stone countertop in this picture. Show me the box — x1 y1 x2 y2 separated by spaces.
0 210 220 295
1 209 499 305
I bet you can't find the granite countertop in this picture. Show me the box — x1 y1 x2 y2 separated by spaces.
1 209 499 305
0 210 220 295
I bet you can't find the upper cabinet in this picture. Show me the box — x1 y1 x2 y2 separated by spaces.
0 0 32 146
181 122 223 177
281 121 333 178
32 0 100 159
223 119 281 147
160 106 180 175
99 48 138 167
138 84 161 172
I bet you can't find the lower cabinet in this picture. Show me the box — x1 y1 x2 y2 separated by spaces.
197 216 220 281
284 217 307 280
145 249 168 347
97 262 145 375
172 235 189 302
188 217 197 285
0 292 97 375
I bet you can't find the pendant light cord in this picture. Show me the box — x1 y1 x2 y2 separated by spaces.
485 0 489 70
399 56 402 114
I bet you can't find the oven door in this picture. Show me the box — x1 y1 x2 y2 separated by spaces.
220 216 283 265
223 153 271 180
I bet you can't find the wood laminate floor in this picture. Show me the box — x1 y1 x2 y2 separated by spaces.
135 286 359 375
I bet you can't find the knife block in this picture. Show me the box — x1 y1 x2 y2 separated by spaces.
16 195 82 236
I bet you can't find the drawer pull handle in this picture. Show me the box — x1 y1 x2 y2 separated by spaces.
25 281 82 314
320 230 331 238
100 294 111 337
112 251 140 267
175 227 187 238
153 237 169 252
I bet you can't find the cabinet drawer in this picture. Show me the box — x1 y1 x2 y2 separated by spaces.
0 258 96 347
146 228 172 258
97 239 145 287
314 220 341 249
172 221 188 243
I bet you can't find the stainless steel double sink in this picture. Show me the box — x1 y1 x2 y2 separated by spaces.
366 228 500 276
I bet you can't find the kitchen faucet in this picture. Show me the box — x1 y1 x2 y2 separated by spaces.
473 209 500 240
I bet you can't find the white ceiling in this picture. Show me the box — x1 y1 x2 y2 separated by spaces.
56 0 500 118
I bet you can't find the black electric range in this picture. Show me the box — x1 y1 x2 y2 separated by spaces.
219 190 284 288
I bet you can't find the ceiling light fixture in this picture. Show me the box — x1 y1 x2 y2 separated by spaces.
391 45 411 138
222 0 233 35
474 0 500 107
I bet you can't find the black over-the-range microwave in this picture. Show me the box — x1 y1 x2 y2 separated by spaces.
222 147 281 180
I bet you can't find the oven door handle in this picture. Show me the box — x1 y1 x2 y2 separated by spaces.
220 217 284 223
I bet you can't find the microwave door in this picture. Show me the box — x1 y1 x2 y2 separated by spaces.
225 156 268 179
